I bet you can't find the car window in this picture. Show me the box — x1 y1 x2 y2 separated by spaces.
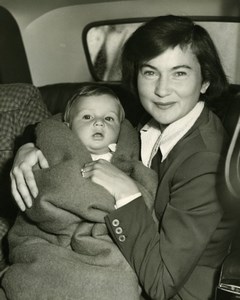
83 18 240 84
84 22 142 81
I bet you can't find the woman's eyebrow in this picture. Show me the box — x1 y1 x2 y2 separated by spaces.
172 65 192 70
140 63 192 70
140 63 157 70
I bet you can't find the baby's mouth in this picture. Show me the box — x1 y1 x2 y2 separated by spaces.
93 132 104 140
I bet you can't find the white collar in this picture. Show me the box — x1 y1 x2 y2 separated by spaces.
90 143 117 162
140 101 204 167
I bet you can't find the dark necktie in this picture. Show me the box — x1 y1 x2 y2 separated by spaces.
151 148 162 173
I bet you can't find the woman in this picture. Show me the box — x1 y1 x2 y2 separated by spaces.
10 15 236 300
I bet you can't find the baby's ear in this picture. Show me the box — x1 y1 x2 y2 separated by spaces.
64 121 70 127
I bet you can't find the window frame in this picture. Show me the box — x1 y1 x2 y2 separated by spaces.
82 16 240 82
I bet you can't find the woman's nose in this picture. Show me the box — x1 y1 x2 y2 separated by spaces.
154 77 171 97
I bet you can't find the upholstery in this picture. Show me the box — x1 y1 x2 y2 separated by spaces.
0 6 32 84
38 83 240 131
0 81 239 292
38 82 145 127
215 90 240 299
38 82 240 300
0 83 50 270
0 82 142 273
0 83 50 217
221 85 240 137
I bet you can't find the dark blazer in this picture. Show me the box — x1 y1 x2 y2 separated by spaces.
105 107 236 300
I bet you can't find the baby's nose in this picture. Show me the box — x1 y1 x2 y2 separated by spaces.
94 119 104 126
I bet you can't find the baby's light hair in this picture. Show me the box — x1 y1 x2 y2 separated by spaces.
64 84 125 123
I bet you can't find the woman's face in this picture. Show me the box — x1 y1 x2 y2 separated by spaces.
137 45 209 130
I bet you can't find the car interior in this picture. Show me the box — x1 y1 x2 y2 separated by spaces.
0 0 239 299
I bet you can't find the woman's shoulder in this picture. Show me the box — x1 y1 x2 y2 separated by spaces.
197 107 229 154
169 107 228 167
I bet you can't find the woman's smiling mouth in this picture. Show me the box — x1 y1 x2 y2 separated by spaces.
154 101 175 110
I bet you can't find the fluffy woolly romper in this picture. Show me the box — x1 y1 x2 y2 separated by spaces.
2 115 158 300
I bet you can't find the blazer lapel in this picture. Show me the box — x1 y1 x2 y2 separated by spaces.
159 107 209 183
155 108 210 218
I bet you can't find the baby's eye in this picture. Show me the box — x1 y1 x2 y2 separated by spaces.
82 114 93 120
105 116 114 122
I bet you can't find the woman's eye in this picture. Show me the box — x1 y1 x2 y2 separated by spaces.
174 71 187 78
140 67 158 79
143 70 157 77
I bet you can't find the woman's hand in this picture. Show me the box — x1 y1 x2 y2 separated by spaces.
82 159 140 202
10 143 49 211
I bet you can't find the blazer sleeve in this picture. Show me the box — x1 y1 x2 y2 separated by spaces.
105 151 224 300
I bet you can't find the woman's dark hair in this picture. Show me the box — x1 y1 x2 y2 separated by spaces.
121 15 229 103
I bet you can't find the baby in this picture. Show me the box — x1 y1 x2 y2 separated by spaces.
63 84 125 163
3 84 157 300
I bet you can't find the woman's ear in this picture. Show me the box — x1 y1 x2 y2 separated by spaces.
201 81 210 94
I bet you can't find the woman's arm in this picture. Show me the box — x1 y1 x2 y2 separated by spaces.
92 153 227 299
10 143 49 211
82 159 140 201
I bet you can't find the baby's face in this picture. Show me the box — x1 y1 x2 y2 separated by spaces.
68 94 122 154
